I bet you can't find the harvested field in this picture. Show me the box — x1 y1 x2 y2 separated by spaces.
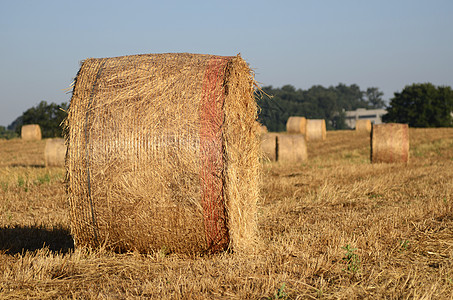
1 127 453 299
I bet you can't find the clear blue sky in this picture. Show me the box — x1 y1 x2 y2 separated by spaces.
1 0 452 127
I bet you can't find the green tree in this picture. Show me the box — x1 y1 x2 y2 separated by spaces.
0 126 18 139
305 85 340 129
382 83 453 127
335 83 368 110
257 86 293 132
365 87 385 109
10 101 69 138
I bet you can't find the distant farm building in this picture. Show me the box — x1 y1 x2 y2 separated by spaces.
345 108 387 129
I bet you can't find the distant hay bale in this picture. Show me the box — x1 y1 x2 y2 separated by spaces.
65 53 259 255
254 121 267 133
260 133 307 163
306 119 326 141
260 133 278 161
355 119 372 134
21 124 42 141
371 123 409 163
44 138 66 167
277 134 307 163
286 116 306 134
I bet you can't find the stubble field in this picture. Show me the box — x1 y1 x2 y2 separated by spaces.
0 128 452 299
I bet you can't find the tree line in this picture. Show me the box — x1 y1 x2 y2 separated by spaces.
257 83 453 131
382 83 453 127
2 101 68 139
257 83 386 131
1 82 452 139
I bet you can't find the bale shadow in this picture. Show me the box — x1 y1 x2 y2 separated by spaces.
0 225 74 254
8 164 45 168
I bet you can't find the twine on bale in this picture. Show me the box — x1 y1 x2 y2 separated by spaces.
21 124 42 141
83 58 106 246
65 53 260 255
371 123 409 163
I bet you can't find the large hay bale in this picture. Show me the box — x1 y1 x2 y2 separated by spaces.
21 124 42 141
355 119 372 134
286 116 307 134
44 138 66 167
371 123 409 163
65 53 260 255
306 119 326 141
260 133 278 161
277 134 307 163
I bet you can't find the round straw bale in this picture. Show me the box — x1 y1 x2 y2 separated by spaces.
65 53 259 255
306 119 326 141
286 116 307 134
260 132 278 161
44 138 66 167
355 119 372 134
21 124 42 141
277 134 307 163
371 123 409 163
260 125 268 133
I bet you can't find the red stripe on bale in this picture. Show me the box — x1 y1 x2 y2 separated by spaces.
200 57 230 252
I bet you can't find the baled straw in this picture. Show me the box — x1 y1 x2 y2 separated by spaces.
21 124 42 141
371 123 409 163
286 116 307 134
355 119 372 134
65 53 260 255
277 134 307 163
44 138 66 167
306 119 326 141
260 133 278 161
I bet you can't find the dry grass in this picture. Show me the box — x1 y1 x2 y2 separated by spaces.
0 139 45 167
1 127 453 299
